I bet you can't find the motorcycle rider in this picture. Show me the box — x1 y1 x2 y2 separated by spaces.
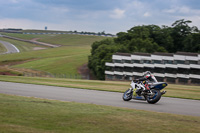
134 71 156 94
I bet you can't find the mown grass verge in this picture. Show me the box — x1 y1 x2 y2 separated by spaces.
0 68 23 76
37 34 107 46
0 75 199 100
0 93 200 133
0 37 47 52
0 33 106 76
0 45 90 75
0 42 7 53
1 33 107 46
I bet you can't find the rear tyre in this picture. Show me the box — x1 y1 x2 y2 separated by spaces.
146 89 161 104
123 89 133 101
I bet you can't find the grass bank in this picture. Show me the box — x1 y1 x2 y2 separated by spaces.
1 33 106 46
0 42 7 53
0 37 47 52
0 44 90 75
13 46 90 74
37 34 107 46
0 33 106 76
0 75 199 100
0 93 199 133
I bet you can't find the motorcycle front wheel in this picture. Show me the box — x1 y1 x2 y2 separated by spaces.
122 89 133 101
146 89 161 104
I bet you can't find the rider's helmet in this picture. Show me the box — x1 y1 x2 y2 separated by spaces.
143 71 157 83
143 71 151 79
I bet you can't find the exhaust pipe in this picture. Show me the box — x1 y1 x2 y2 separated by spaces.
161 91 167 95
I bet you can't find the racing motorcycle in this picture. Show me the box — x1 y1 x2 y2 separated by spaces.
122 73 167 104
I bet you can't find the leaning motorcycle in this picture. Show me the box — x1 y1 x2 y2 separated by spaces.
122 75 167 104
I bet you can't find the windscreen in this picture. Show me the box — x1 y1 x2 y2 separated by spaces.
150 75 158 83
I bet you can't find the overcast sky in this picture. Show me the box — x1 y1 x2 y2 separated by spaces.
0 0 200 34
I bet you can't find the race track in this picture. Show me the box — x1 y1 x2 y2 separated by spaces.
0 81 200 116
0 40 20 54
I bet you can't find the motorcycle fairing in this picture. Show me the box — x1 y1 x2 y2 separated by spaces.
132 95 146 100
149 82 168 90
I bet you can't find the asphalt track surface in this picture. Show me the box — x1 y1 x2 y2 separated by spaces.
0 40 20 54
0 81 200 116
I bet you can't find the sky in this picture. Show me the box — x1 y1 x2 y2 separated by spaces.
0 0 200 34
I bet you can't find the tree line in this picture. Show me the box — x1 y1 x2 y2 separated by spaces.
88 19 200 80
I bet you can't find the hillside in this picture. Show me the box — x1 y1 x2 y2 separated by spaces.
0 31 107 78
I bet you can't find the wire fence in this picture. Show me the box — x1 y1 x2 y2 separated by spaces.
23 72 90 80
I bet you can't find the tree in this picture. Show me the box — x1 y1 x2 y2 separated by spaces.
171 19 198 52
128 26 150 39
88 39 118 80
128 38 166 53
88 19 200 80
183 33 200 52
88 44 118 80
151 26 174 52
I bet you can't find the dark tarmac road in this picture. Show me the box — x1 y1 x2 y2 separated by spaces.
0 40 20 54
0 81 200 116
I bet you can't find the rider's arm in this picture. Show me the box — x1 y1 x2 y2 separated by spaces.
134 77 147 82
138 77 147 81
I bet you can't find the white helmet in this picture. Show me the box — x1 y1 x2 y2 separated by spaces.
143 71 151 79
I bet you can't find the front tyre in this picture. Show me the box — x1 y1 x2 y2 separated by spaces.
146 89 161 104
123 89 133 101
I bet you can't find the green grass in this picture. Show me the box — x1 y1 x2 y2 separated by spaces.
1 33 107 46
0 93 199 133
11 45 90 74
1 32 48 40
0 45 90 75
0 68 23 76
0 42 7 53
37 34 107 46
0 75 200 100
0 33 106 75
0 37 47 52
1 32 199 100
23 29 71 33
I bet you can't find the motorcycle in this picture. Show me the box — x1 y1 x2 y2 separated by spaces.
122 74 167 104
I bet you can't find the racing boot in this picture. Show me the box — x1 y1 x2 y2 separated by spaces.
135 88 142 95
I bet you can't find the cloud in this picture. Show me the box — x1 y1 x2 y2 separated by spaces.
163 6 199 14
186 15 200 27
160 5 200 29
0 0 200 34
51 6 69 14
178 6 190 13
10 0 19 3
163 8 176 13
143 12 151 17
0 18 63 30
122 0 154 19
110 8 125 19
162 5 200 20
7 0 27 4
129 0 145 9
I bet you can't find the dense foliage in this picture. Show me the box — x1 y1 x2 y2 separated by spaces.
88 19 200 80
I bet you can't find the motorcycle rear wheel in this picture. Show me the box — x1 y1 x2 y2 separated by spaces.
146 89 161 104
123 89 133 101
